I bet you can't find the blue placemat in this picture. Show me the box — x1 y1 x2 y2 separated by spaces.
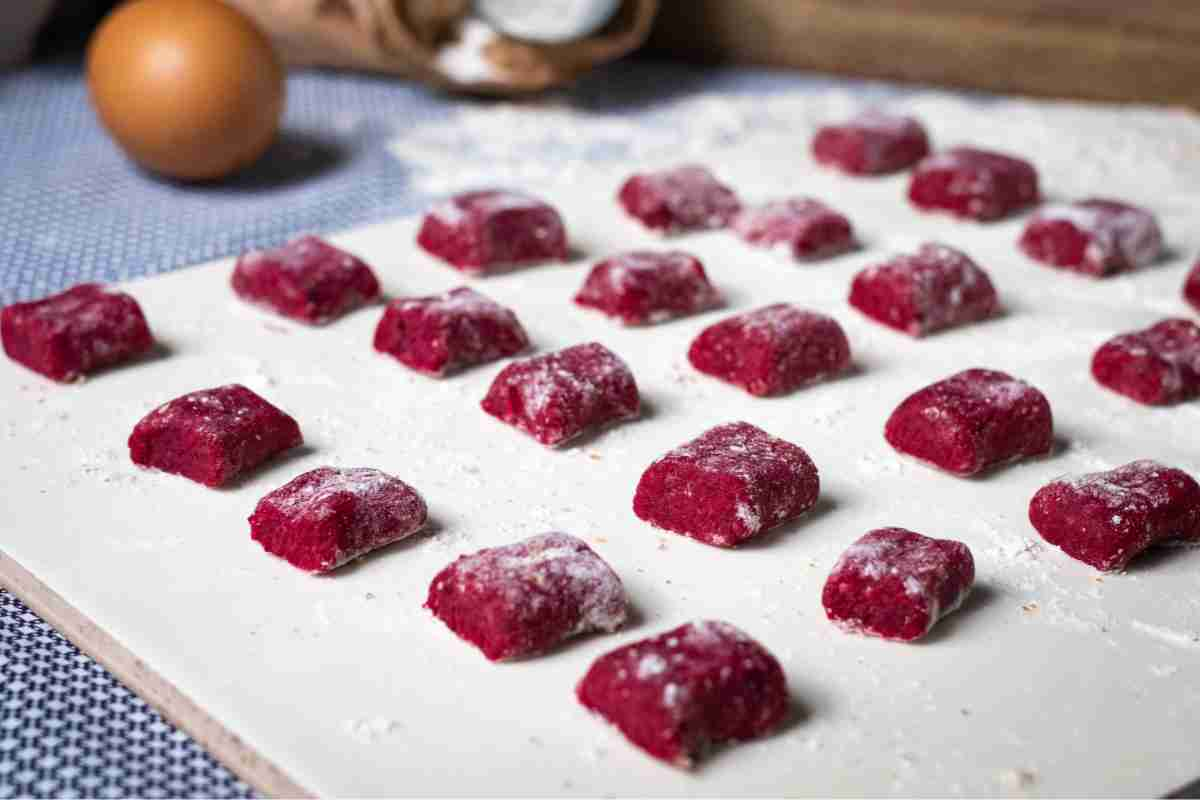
0 593 251 799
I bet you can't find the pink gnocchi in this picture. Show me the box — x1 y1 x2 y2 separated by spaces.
1 284 154 382
231 236 380 324
688 304 851 396
1019 199 1163 277
822 527 975 641
573 250 721 325
1029 460 1200 572
416 190 568 273
128 384 302 488
1091 318 1200 406
576 620 790 767
373 287 529 376
849 243 999 337
250 467 427 573
884 368 1053 476
1185 259 1200 313
812 111 930 175
731 197 855 261
425 532 627 661
618 165 741 233
908 147 1039 221
633 422 820 548
480 342 639 446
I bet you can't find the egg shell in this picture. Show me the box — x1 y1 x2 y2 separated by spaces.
86 0 285 181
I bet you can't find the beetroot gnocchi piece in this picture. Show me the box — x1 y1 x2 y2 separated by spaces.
885 368 1053 476
128 384 302 488
425 532 627 661
576 620 790 768
849 243 999 337
1185 259 1200 313
908 147 1040 221
688 304 851 397
231 236 381 324
618 165 741 234
633 422 819 548
250 467 427 573
731 197 855 261
1 284 153 382
1019 199 1163 277
573 250 721 325
822 527 975 642
416 190 568 273
1091 318 1200 406
480 342 639 446
373 287 529 377
811 111 930 175
1029 460 1200 572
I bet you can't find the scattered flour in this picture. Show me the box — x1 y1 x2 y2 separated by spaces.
1131 620 1200 650
343 716 402 744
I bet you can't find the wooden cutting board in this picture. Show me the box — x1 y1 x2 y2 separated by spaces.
648 0 1200 108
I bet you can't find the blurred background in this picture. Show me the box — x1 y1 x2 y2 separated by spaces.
6 1 1199 105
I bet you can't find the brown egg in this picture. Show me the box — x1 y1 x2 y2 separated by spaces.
86 0 285 181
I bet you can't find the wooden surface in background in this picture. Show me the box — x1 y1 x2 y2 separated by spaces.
648 0 1200 107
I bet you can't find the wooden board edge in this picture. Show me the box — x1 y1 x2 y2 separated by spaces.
0 551 313 799
646 0 1200 108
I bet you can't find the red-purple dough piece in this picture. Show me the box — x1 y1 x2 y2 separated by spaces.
908 147 1040 221
731 197 855 261
231 236 381 324
1029 460 1200 572
573 250 721 325
618 165 741 234
688 304 851 396
633 422 819 548
425 532 627 661
576 620 789 768
812 111 930 175
480 342 639 446
1091 318 1200 406
416 190 568 273
822 527 975 642
1 284 153 382
373 287 529 377
128 384 302 487
849 243 999 337
884 368 1053 476
1185 259 1200 313
1019 199 1163 277
250 467 427 573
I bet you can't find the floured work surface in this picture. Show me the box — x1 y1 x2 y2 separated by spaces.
4 89 1200 796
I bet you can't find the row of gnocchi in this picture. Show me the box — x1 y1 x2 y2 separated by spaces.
118 355 1200 574
6 233 1198 407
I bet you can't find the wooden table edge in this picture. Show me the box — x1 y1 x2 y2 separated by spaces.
0 551 314 800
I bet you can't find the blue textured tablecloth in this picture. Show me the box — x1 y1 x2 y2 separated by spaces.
0 56 910 798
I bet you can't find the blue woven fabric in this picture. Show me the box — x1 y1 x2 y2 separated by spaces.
0 57 903 798
0 593 251 799
0 62 446 306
